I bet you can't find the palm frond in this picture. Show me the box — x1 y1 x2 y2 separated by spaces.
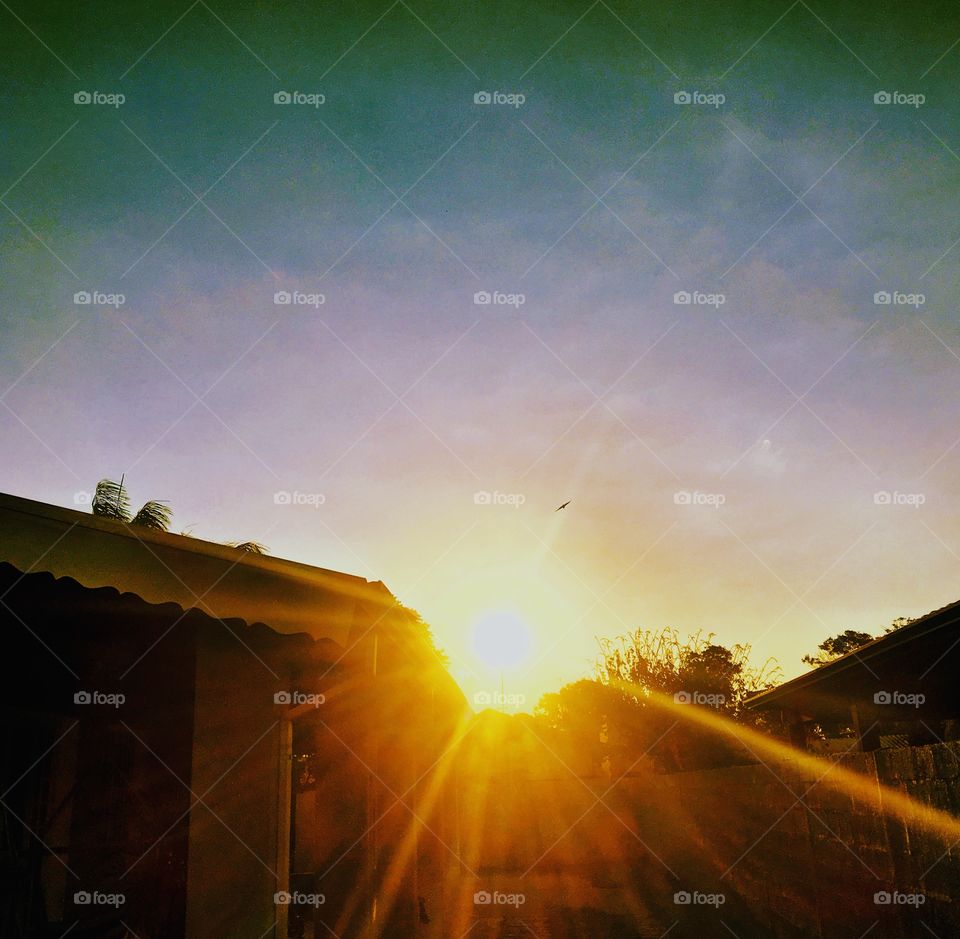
130 500 172 531
228 541 269 554
91 478 131 521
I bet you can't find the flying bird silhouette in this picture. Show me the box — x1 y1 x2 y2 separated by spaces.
555 501 571 512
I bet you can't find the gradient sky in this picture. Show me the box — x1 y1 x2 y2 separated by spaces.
4 0 960 709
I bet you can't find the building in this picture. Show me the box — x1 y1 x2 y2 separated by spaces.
0 492 468 938
747 603 960 752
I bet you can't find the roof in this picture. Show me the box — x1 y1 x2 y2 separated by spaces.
746 598 960 712
0 491 393 649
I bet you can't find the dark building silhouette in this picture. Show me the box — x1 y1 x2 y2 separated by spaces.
0 493 467 938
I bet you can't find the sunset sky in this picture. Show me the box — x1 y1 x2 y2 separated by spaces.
4 0 960 709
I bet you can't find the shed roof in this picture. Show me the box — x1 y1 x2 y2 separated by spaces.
0 491 392 649
746 598 960 714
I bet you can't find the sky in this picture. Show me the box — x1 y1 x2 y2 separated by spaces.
3 0 960 710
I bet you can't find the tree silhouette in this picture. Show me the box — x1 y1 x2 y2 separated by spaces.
535 628 781 773
801 619 915 668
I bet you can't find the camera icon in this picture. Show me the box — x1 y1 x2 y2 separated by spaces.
74 891 92 904
874 891 891 904
873 291 891 305
673 691 691 704
74 291 91 305
74 691 91 705
274 891 292 904
474 91 491 105
674 91 691 105
673 290 691 304
674 891 691 904
873 491 892 505
874 691 891 705
73 490 92 505
673 491 692 505
473 491 492 505
473 291 491 305
274 291 292 305
874 91 891 105
474 890 492 905
274 91 291 104
273 490 292 505
274 691 292 705
74 91 91 104
474 691 492 706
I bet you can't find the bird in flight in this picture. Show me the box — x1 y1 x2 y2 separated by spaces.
555 501 571 512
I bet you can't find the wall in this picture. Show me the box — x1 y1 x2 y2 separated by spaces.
449 722 960 938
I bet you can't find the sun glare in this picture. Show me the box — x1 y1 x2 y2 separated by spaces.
469 608 533 671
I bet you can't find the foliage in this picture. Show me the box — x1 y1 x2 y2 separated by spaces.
396 603 450 668
801 629 873 667
227 541 269 554
801 618 915 668
92 478 171 532
597 627 781 724
534 627 781 774
131 501 173 531
91 478 131 521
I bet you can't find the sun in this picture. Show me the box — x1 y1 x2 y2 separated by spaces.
469 608 534 671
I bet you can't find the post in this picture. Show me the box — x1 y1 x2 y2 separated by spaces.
276 717 293 939
784 708 808 751
851 703 880 752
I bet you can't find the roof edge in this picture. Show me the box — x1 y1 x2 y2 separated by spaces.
0 490 371 587
746 601 960 709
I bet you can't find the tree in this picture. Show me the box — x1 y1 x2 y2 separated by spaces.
395 603 450 668
91 478 172 531
801 629 874 667
801 619 915 668
597 627 780 725
534 628 781 774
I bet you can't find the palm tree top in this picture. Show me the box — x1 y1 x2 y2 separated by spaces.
91 477 172 532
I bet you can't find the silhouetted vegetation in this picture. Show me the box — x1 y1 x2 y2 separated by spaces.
802 617 915 667
91 477 172 531
535 628 781 774
395 603 450 668
226 540 269 554
87 479 273 554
